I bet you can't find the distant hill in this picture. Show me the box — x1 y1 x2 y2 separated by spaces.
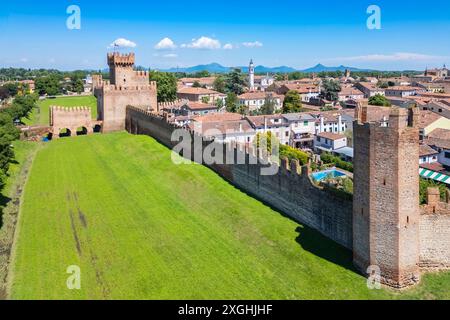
161 63 230 74
159 62 373 74
300 64 373 73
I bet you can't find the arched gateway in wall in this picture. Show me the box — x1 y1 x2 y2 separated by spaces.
49 106 102 139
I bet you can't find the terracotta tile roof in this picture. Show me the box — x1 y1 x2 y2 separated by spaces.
420 162 446 173
418 110 441 128
418 92 450 99
281 83 320 94
419 144 439 156
339 87 364 96
317 132 346 141
179 77 216 85
428 128 450 140
184 102 217 110
177 87 224 95
245 114 287 128
238 92 283 100
386 86 420 91
357 82 383 91
190 119 254 135
192 112 243 123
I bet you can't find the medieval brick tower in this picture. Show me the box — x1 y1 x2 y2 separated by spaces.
353 104 421 288
94 52 158 133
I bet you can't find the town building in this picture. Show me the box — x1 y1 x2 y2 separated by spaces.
178 77 216 89
177 87 226 104
385 86 419 98
314 132 348 152
419 144 439 165
282 113 316 149
237 92 283 112
277 83 320 102
425 128 450 168
254 74 275 91
338 86 365 102
246 114 291 145
355 82 385 98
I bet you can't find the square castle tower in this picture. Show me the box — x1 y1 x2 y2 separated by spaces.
93 53 157 132
353 104 421 288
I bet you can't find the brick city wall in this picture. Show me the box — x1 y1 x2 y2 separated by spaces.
126 106 354 249
126 106 450 285
419 196 450 269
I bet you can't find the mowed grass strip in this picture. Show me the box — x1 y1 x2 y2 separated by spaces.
24 95 97 126
10 133 450 299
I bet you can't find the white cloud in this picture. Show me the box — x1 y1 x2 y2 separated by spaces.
163 53 178 58
223 43 234 50
20 58 28 63
328 52 448 62
182 36 221 50
108 38 137 49
155 37 177 50
242 41 263 48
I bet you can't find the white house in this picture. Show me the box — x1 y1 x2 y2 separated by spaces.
246 114 291 145
314 132 348 152
238 92 283 112
385 86 419 98
282 113 316 149
314 113 351 134
419 144 439 165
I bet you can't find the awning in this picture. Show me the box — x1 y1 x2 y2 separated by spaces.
419 168 450 185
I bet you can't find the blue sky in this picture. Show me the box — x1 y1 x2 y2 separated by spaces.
1 0 449 71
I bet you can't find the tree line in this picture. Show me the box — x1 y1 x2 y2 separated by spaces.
0 93 38 192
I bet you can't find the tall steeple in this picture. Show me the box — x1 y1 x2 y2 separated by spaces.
249 59 255 91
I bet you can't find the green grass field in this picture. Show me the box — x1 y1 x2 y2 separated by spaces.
23 95 97 126
8 133 450 300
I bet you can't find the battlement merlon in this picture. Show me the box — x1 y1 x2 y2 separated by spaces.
355 102 420 130
107 52 135 67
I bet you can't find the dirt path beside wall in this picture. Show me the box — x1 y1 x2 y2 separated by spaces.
0 143 41 300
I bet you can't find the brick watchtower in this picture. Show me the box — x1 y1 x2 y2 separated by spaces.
353 103 421 288
108 52 136 86
94 52 158 132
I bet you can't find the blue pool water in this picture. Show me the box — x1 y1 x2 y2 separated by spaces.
311 169 346 181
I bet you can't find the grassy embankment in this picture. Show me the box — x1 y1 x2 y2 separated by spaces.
8 132 450 300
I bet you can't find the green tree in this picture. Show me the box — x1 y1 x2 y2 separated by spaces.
35 75 62 96
192 81 202 88
260 95 276 115
225 68 247 95
215 98 224 109
225 92 238 113
321 79 341 102
71 78 84 94
149 71 177 102
213 75 226 93
369 94 392 107
201 96 210 104
193 70 211 78
282 90 302 113
2 83 20 97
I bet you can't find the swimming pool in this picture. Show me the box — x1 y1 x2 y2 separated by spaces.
311 168 347 182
